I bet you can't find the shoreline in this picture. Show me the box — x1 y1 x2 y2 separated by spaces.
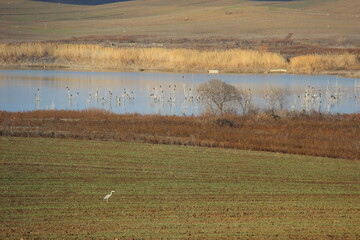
0 42 359 78
1 110 359 160
1 64 360 79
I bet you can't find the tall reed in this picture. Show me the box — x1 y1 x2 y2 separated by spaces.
0 43 286 72
0 43 48 60
290 53 359 73
1 43 358 73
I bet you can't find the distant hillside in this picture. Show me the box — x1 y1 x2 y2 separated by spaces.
31 0 135 5
0 0 359 43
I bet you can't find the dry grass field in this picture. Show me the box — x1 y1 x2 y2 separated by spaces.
1 136 360 239
1 110 359 160
0 0 359 44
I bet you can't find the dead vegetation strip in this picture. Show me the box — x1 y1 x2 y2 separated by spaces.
0 42 358 74
0 110 359 160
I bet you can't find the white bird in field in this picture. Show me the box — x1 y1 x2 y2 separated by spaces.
103 190 115 203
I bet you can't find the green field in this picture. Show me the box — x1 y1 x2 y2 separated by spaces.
0 136 359 239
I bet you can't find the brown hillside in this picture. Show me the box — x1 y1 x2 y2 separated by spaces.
0 0 359 44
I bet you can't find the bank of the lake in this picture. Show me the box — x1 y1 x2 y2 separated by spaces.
1 43 359 76
1 110 359 160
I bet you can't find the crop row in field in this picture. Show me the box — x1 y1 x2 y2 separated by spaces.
0 136 359 239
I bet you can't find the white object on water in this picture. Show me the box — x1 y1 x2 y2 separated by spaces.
269 69 287 73
208 69 219 74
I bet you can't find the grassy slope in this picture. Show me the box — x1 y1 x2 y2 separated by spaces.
0 136 359 239
0 0 359 42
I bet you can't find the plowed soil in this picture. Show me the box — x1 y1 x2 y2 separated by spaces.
1 136 359 239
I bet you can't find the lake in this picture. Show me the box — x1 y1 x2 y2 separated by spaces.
0 69 359 115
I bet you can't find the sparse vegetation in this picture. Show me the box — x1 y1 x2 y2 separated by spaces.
1 0 359 46
0 110 359 160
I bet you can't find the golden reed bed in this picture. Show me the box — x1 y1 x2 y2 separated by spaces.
0 43 358 73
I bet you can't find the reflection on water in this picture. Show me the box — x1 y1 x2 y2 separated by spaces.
0 69 359 115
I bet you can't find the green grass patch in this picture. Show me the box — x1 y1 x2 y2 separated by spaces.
1 136 359 239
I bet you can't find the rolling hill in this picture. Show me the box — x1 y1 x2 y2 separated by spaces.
0 0 359 44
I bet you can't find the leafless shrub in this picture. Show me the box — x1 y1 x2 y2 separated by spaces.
264 87 290 113
197 79 242 115
238 88 253 115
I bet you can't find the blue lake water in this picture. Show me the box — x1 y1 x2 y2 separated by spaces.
0 69 359 115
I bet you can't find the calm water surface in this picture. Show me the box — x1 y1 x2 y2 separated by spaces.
0 69 359 115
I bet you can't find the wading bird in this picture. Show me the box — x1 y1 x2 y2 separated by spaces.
103 190 115 203
35 88 40 102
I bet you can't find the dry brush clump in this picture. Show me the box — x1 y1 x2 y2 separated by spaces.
0 110 359 160
290 53 360 73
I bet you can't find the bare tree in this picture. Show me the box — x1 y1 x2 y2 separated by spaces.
197 79 242 115
238 88 253 115
264 87 290 113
